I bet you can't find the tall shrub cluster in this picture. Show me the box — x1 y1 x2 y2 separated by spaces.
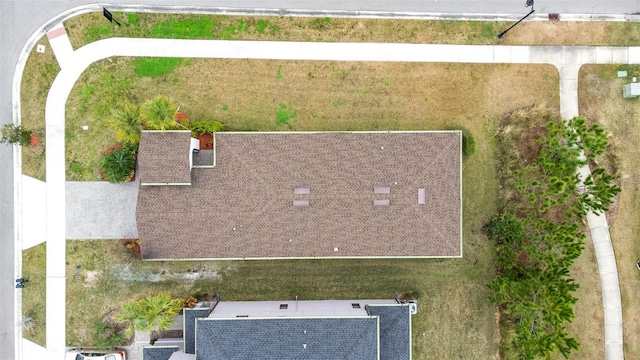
488 105 620 359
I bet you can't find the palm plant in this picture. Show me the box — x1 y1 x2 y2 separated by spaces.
107 103 142 145
115 293 184 338
136 293 184 333
114 300 140 338
141 96 178 131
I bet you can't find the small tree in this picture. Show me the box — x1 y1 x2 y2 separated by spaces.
1 124 32 146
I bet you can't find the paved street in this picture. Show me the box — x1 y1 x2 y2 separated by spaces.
3 1 640 359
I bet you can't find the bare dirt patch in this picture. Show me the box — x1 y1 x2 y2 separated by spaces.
110 263 221 282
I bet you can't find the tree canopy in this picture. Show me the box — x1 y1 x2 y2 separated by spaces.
488 107 619 359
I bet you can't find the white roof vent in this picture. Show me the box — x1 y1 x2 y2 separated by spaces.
333 247 339 252
303 344 307 349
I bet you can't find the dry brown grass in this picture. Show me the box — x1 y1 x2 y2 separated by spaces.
579 64 640 359
20 35 59 181
21 244 46 346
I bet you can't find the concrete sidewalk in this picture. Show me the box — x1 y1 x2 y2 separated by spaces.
28 24 633 360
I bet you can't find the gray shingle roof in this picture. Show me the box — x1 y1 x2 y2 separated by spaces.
137 131 461 260
184 308 212 354
195 317 379 360
367 305 411 360
142 346 178 360
138 131 192 185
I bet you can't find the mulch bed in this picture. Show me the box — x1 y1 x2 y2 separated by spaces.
151 329 183 342
196 133 213 149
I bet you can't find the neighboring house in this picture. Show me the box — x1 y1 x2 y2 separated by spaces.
143 298 415 360
136 131 462 260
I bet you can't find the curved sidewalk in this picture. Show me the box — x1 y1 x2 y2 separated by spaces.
36 32 630 359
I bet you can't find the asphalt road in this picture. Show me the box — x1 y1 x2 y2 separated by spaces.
2 1 640 359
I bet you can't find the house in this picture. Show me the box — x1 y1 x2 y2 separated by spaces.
136 131 462 260
143 298 415 360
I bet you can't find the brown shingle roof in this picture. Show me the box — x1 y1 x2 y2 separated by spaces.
136 131 461 259
138 131 192 185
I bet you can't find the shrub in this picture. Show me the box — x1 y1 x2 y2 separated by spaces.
446 126 475 157
184 296 198 308
1 124 32 146
122 238 141 258
461 129 475 157
189 120 224 136
192 291 208 301
92 320 126 349
101 145 136 183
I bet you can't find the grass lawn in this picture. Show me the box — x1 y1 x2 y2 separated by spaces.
61 240 499 359
64 12 640 48
64 59 560 180
579 64 640 359
21 244 46 346
20 35 59 181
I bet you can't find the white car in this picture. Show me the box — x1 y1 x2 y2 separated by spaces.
65 348 126 360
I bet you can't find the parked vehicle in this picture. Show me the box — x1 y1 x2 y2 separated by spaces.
65 348 126 360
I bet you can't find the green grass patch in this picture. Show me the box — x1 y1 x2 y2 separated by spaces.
80 85 94 101
149 16 213 39
256 19 271 34
275 103 297 127
127 13 139 25
133 57 183 78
